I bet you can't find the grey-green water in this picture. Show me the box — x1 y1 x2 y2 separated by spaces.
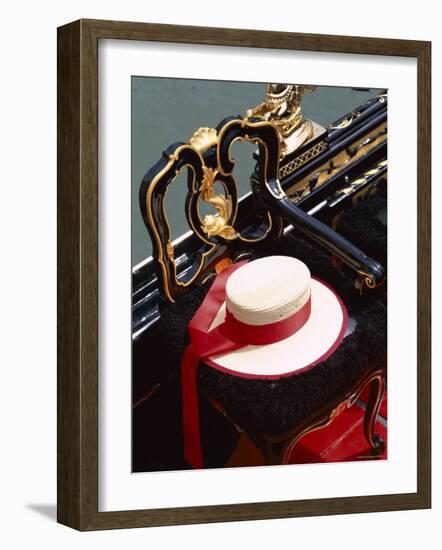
132 78 381 267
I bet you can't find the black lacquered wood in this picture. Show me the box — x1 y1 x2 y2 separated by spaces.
274 196 385 287
217 116 283 199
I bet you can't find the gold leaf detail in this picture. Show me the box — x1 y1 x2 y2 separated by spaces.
246 84 315 139
328 111 360 130
189 127 218 153
198 167 238 240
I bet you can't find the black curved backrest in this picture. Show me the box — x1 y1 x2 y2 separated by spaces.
139 117 283 303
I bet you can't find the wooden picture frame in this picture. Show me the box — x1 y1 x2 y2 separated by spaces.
57 18 431 530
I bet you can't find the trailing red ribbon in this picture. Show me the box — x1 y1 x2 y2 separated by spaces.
181 260 312 469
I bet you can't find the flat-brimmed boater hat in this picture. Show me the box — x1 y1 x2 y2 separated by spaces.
181 255 348 469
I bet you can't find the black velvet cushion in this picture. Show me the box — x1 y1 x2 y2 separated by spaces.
158 202 387 438
336 189 387 268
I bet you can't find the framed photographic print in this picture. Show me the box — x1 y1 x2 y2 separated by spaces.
57 19 431 530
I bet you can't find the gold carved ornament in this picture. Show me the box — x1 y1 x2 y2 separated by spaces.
246 84 316 155
188 126 239 240
189 127 218 153
198 166 238 240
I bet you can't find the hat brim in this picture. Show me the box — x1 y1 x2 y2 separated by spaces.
205 277 349 379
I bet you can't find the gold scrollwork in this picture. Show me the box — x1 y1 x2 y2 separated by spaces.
189 127 218 153
329 158 388 202
199 167 238 240
364 275 377 289
328 111 361 130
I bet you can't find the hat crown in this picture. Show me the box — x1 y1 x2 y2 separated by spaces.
225 256 311 326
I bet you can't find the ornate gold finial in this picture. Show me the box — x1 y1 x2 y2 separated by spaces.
199 167 238 240
246 84 317 156
190 127 218 153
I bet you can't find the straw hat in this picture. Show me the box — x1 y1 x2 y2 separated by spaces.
204 255 348 378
